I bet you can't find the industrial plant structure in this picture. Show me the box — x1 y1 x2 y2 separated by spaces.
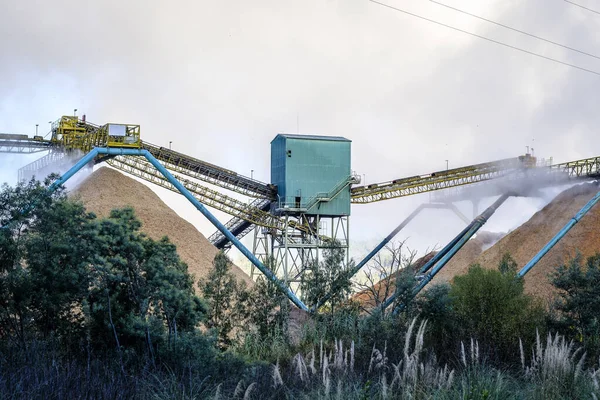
2 114 600 311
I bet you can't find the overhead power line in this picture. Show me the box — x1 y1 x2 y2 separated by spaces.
368 0 600 77
564 0 600 15
430 0 600 60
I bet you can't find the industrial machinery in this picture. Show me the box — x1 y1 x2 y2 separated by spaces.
2 114 600 311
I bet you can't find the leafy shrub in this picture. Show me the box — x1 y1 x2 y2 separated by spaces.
450 263 546 363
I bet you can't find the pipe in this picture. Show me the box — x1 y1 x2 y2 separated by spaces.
1 148 104 230
517 187 600 278
312 203 428 311
140 151 307 310
418 223 473 274
383 194 510 312
6 147 309 311
49 148 100 190
312 202 472 311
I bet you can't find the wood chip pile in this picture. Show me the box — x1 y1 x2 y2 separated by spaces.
473 182 600 301
354 182 600 307
71 167 253 288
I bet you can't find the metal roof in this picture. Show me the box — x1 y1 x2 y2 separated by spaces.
272 133 351 143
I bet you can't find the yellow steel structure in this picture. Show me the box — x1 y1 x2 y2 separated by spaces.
4 115 600 247
50 116 141 152
550 156 600 178
350 156 538 204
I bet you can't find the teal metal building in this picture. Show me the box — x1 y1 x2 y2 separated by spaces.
271 133 352 217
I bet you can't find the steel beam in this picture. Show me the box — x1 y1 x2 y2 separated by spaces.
382 194 510 312
43 148 308 311
517 187 600 278
313 202 471 311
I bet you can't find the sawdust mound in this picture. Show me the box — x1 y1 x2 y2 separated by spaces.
71 167 252 288
473 182 600 302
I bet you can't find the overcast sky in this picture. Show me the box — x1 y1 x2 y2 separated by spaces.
1 0 599 266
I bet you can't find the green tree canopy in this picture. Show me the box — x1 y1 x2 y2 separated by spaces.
450 259 545 362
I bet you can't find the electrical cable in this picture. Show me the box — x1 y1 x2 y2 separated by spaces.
430 0 600 60
368 0 600 77
564 0 600 15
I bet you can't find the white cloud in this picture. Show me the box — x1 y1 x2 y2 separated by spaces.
1 0 599 260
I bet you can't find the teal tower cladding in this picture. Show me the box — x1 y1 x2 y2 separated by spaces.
271 134 352 217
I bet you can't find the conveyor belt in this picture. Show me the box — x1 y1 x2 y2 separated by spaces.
106 155 321 240
351 157 529 203
0 134 52 153
142 141 276 199
208 198 272 249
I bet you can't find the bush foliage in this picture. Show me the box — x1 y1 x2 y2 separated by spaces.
0 178 599 399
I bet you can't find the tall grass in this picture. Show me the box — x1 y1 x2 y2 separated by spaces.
3 324 600 399
520 332 600 399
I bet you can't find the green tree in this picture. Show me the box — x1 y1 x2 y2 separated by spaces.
416 282 457 358
88 208 205 357
0 177 84 347
498 252 518 275
301 242 354 314
246 275 289 340
199 251 244 348
450 263 546 362
551 253 600 357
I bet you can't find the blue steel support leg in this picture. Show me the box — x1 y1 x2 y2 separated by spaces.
517 188 600 278
312 202 472 311
49 148 100 190
383 194 510 312
140 150 309 311
6 147 309 311
418 223 473 274
1 149 101 230
311 204 427 311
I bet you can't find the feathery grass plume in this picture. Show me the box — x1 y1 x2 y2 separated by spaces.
383 341 388 370
323 355 330 384
390 361 403 388
272 361 284 388
446 369 455 389
369 346 384 374
293 353 308 382
519 338 525 371
344 348 349 371
336 379 343 400
350 341 355 372
402 319 427 387
243 382 256 400
337 339 344 369
523 332 589 398
319 339 323 369
468 338 480 365
460 341 467 367
233 380 244 398
381 372 388 399
333 339 341 369
213 383 222 400
308 349 317 375
324 374 331 397
404 318 417 363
